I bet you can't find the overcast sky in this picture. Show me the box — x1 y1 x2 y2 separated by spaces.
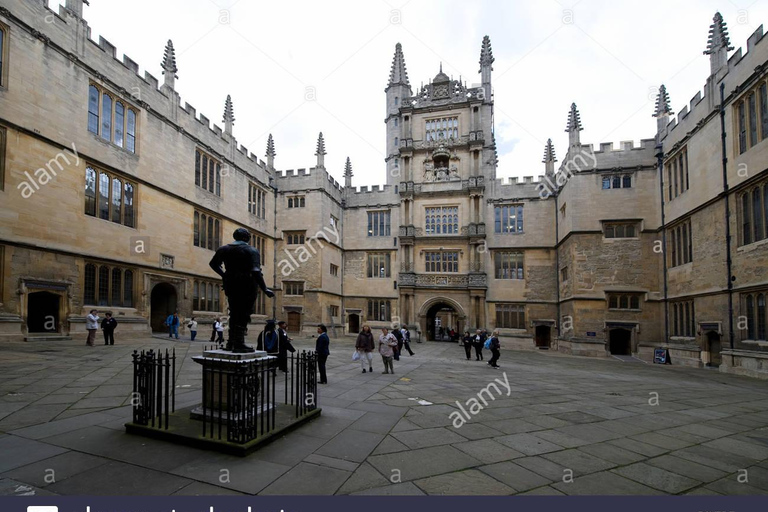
61 0 768 186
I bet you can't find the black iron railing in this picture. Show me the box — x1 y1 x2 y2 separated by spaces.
131 349 176 429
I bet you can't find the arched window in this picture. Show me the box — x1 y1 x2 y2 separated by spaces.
98 266 110 306
747 294 755 340
111 268 122 306
202 155 208 190
207 216 214 249
208 158 214 193
126 109 136 153
84 264 96 305
215 163 221 196
124 270 133 307
114 102 125 147
200 214 207 248
88 85 100 134
101 93 112 141
123 182 135 228
98 172 110 220
111 177 122 224
193 212 200 246
195 151 201 186
193 282 199 311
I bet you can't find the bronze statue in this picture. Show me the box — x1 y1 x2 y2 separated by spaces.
209 228 274 352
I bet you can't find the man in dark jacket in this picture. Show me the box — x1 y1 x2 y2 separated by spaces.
276 320 295 372
473 329 486 361
315 324 330 384
101 312 118 345
391 325 403 361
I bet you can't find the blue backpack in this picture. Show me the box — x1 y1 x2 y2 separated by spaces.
264 331 278 352
483 338 492 350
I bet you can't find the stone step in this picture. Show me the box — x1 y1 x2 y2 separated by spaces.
24 335 73 342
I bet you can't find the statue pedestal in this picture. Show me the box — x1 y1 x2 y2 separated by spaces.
191 350 276 419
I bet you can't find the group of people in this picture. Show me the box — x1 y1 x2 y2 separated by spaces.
85 310 118 346
462 329 502 369
163 313 225 343
354 324 416 374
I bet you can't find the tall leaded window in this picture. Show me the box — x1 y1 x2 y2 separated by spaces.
367 210 391 236
368 300 391 322
194 211 221 250
84 263 96 305
670 300 695 337
740 181 768 246
739 101 747 154
101 93 112 141
88 84 138 153
667 147 689 200
0 24 5 88
248 183 267 218
124 270 133 307
367 253 391 278
669 219 692 267
494 205 523 234
85 167 136 227
126 109 136 153
195 149 221 196
425 117 458 142
88 85 100 134
0 125 5 191
193 280 221 311
114 102 125 147
495 252 524 279
749 93 758 147
496 304 525 329
425 206 459 234
761 83 768 141
424 251 459 273
742 291 768 341
98 266 110 306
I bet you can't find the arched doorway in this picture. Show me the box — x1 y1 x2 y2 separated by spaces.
424 301 464 341
150 283 177 333
535 325 551 348
348 313 360 334
706 331 722 367
27 291 60 333
608 328 632 355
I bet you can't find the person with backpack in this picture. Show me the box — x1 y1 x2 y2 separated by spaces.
355 324 375 373
188 317 198 341
400 326 415 356
258 320 278 353
487 330 501 368
472 329 485 361
462 331 473 360
391 325 404 361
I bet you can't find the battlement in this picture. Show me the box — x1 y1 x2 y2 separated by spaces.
353 184 395 193
590 139 657 153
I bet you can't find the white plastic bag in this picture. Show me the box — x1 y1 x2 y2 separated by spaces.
352 350 361 361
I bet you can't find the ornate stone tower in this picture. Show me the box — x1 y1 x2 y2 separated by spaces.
161 40 178 91
543 138 557 183
653 84 673 142
223 95 235 137
565 102 583 150
315 132 326 169
266 134 276 171
385 43 412 184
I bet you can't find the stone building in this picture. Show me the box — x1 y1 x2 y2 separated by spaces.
0 2 766 378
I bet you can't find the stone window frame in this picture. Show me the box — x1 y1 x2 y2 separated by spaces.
367 253 391 278
367 210 391 237
0 124 6 191
560 266 568 282
84 165 137 228
666 146 689 201
738 180 768 247
330 305 340 318
424 250 459 273
425 116 459 142
670 300 695 338
193 280 221 313
734 77 768 155
284 231 306 245
603 221 639 239
496 303 525 330
494 204 524 234
494 251 524 280
283 281 305 296
247 182 267 218
742 289 767 341
607 293 642 311
87 82 139 154
368 299 391 322
194 148 222 197
668 218 693 268
601 174 633 190
330 263 339 277
193 211 221 250
83 262 135 308
287 196 306 208
426 205 460 235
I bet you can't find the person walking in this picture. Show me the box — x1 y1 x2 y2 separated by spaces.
101 312 118 345
209 319 218 343
473 329 485 361
276 320 295 372
378 327 397 374
85 310 99 346
315 324 330 384
257 320 278 352
188 317 198 341
167 312 180 340
355 325 375 373
462 331 473 360
391 325 404 361
214 318 225 344
400 326 415 356
488 330 501 369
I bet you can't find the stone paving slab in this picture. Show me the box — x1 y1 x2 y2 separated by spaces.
414 469 514 495
612 462 700 494
260 462 351 495
0 451 109 488
46 461 191 495
478 461 553 492
367 445 482 482
0 435 68 473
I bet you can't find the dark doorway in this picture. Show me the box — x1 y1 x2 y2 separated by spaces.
286 311 301 333
348 313 360 334
707 331 722 367
535 325 551 348
150 283 177 333
426 302 460 341
27 291 60 333
608 328 632 355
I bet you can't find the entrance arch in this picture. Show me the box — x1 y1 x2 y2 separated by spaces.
706 331 722 367
608 328 632 355
150 283 177 333
535 325 552 348
348 313 360 334
27 291 61 333
419 297 466 342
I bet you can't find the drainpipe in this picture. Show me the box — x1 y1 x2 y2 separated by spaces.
656 143 670 347
554 190 561 344
719 83 735 357
271 178 278 321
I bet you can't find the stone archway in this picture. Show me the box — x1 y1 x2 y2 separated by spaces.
418 297 467 342
608 328 632 355
27 291 61 334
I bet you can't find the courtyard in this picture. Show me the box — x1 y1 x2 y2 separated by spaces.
0 335 767 496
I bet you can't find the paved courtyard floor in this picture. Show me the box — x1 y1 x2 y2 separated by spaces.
1 334 768 496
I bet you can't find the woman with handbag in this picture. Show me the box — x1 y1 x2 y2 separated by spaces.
355 325 375 373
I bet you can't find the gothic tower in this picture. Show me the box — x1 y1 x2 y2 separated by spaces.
385 43 412 184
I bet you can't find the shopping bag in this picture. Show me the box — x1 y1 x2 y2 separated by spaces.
352 350 361 361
